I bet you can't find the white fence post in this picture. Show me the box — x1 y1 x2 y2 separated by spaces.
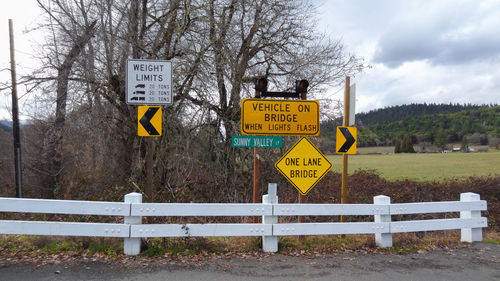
124 192 142 255
374 195 392 248
262 183 278 252
460 192 482 242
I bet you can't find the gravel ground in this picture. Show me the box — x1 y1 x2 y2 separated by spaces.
1 243 499 281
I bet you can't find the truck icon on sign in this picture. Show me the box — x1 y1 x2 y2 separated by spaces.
130 97 145 101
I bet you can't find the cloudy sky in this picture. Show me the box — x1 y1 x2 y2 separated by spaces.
318 0 500 113
0 1 41 120
1 0 500 120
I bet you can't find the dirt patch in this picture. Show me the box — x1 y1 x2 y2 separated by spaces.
1 243 499 281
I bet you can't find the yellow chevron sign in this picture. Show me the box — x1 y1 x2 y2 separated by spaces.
138 106 162 136
336 126 357 154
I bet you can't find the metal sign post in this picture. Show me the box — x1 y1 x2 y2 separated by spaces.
341 76 350 223
252 87 262 223
298 88 308 227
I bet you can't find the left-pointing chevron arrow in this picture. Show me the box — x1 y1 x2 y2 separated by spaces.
138 106 162 136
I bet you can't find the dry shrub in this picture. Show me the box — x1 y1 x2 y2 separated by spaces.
276 170 500 231
392 231 462 249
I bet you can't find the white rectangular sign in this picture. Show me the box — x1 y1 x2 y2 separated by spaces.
349 83 356 126
343 83 356 126
126 59 173 105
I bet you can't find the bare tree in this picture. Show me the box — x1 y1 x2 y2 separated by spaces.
185 0 365 189
48 20 97 194
21 0 365 201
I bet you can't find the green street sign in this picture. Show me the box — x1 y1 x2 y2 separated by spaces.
232 136 283 148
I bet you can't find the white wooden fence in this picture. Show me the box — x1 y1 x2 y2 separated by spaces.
0 183 487 255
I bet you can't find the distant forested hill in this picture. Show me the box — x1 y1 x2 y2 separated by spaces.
320 104 500 151
356 103 483 126
0 120 12 133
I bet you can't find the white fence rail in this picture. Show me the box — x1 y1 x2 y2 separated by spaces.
131 203 272 216
0 197 130 216
0 183 487 255
1 220 129 237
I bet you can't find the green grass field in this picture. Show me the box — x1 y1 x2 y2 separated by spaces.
327 150 500 182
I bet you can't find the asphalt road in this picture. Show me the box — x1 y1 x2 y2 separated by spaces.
1 243 499 281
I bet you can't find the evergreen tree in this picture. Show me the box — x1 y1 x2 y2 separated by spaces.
461 136 469 152
401 135 415 153
394 140 401 153
394 134 415 153
434 128 446 150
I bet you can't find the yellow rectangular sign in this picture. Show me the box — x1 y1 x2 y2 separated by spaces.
241 99 319 136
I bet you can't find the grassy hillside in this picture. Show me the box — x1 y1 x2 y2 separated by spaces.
327 150 500 182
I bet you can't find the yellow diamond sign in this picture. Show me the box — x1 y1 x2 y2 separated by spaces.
275 137 332 195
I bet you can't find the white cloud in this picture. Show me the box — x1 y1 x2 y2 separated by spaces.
318 0 500 113
2 1 500 119
0 1 43 120
353 59 500 113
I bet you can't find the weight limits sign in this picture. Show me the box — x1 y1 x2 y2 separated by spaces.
126 59 172 105
241 99 319 136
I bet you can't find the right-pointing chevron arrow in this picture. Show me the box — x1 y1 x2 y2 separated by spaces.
336 126 357 154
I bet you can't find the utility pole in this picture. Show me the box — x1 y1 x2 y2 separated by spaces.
9 19 22 198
